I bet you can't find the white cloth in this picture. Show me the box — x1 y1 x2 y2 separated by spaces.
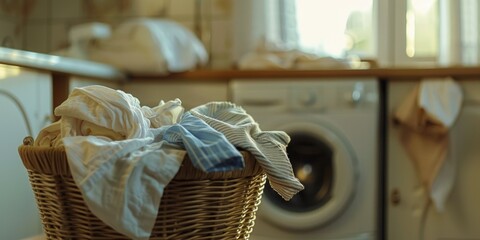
34 121 61 147
189 102 304 200
394 77 462 211
35 85 186 240
238 51 352 70
237 39 354 70
418 80 463 128
88 18 208 74
62 137 185 239
34 86 303 238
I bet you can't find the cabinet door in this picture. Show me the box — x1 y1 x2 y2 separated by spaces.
387 81 480 240
0 64 51 239
387 81 424 240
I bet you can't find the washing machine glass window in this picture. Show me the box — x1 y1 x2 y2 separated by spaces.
264 132 334 213
259 122 358 231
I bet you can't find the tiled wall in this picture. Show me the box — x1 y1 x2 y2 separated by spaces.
0 0 234 69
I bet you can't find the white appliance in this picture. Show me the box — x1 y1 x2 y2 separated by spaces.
387 81 480 240
0 64 51 239
230 79 379 240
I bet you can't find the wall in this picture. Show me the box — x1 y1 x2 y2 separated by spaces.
0 0 234 69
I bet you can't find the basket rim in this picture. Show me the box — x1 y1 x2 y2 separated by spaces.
18 145 263 180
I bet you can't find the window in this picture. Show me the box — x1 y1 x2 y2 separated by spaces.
283 0 438 65
406 0 438 59
291 0 374 58
233 0 478 67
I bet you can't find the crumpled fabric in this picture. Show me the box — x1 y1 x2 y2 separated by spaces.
34 85 303 238
34 85 241 239
87 18 208 75
189 102 305 200
393 78 463 211
163 112 244 172
237 38 355 70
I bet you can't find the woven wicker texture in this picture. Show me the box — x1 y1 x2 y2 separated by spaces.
18 145 266 240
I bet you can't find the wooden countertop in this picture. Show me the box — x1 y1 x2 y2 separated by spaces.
0 47 126 119
2 47 479 114
131 67 480 81
1 47 480 81
0 47 126 81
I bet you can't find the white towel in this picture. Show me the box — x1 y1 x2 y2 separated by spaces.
62 136 185 239
237 39 352 70
55 85 152 140
88 19 208 74
35 85 186 240
394 77 462 211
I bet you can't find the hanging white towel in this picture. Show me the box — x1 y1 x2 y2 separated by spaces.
393 77 463 211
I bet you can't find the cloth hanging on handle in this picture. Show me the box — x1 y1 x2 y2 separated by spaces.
393 77 462 211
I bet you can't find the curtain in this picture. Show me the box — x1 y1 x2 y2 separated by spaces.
232 0 281 62
434 0 479 66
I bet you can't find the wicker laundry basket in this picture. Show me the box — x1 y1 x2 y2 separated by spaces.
18 139 266 240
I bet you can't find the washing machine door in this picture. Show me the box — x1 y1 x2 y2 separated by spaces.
259 121 358 230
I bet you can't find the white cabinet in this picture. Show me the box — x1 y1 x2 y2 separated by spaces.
387 81 424 240
0 64 51 239
387 80 480 240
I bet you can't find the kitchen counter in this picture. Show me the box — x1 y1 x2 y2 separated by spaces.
131 67 480 81
2 47 480 111
2 47 480 82
0 47 126 81
0 47 126 114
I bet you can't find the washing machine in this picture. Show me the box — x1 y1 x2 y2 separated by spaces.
230 78 380 240
0 64 51 239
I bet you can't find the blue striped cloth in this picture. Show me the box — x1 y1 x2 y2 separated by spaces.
189 102 304 201
162 112 244 172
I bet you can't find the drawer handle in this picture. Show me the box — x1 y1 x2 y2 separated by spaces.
391 188 401 206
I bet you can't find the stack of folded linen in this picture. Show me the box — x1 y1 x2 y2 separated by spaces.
61 19 208 75
35 85 304 240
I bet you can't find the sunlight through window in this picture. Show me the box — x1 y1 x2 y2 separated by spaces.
294 0 373 58
406 0 438 58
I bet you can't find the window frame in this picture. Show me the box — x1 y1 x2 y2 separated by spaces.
232 0 451 68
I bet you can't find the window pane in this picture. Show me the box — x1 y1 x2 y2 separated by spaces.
294 0 374 58
406 0 438 58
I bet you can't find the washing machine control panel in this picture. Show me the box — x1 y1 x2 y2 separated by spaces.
290 81 377 112
291 87 329 111
231 78 378 113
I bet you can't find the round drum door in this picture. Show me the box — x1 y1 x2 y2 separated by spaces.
259 121 358 230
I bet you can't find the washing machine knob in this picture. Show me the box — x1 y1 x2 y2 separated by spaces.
299 90 316 106
352 89 362 103
350 83 364 106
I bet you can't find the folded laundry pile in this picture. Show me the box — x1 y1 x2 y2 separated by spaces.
236 38 366 70
34 85 304 240
58 18 208 75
